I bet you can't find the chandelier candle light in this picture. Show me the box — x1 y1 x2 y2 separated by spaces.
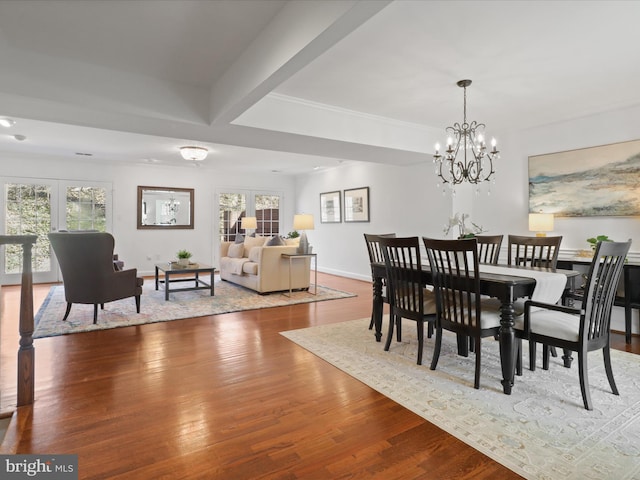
433 80 499 192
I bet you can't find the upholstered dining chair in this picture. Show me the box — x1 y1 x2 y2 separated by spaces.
475 234 503 264
516 240 631 410
422 237 502 389
507 234 563 359
379 236 436 365
364 233 396 330
49 231 144 324
507 234 562 269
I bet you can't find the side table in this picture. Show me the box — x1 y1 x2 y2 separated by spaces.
281 253 317 297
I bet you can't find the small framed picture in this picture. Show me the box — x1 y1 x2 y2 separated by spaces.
320 191 341 223
344 187 370 223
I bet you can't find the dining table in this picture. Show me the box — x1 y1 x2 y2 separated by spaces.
370 262 579 395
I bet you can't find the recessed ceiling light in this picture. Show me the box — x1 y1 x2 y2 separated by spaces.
0 118 16 128
13 134 26 141
75 152 93 156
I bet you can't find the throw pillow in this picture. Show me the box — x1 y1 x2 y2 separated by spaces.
228 243 244 259
243 235 266 257
266 235 286 246
248 246 261 263
234 234 244 244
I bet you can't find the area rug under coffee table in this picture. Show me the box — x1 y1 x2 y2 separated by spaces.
34 279 355 338
281 318 640 480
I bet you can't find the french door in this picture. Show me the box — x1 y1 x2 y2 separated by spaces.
216 189 282 262
1 178 112 284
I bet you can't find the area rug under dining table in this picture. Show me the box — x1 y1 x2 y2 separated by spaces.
281 318 640 480
34 279 355 338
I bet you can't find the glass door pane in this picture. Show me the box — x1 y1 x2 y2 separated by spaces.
255 194 280 237
218 192 247 243
1 180 58 284
62 184 109 232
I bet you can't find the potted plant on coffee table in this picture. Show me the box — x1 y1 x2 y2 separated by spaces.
176 249 192 267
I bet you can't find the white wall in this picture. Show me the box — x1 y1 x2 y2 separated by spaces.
0 154 297 277
467 104 640 253
295 159 451 281
295 104 640 333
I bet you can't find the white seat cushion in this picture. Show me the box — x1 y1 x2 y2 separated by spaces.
423 289 437 315
525 310 580 342
438 293 501 328
397 289 437 315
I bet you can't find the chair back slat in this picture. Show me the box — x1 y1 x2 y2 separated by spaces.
379 236 425 321
364 233 395 266
581 241 631 342
364 233 396 296
423 238 481 331
476 234 503 264
507 234 562 268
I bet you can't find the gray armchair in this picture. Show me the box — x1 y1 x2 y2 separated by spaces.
48 232 143 324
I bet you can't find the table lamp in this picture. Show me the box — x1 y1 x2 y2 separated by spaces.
293 213 314 254
242 216 257 235
529 213 554 237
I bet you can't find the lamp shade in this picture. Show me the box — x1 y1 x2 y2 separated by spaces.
242 216 257 230
529 213 554 236
180 146 208 161
293 214 314 231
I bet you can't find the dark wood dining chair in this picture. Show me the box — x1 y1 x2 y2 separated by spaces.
508 234 563 359
517 240 631 410
379 236 436 365
364 233 396 330
475 234 503 264
422 237 501 389
507 234 562 268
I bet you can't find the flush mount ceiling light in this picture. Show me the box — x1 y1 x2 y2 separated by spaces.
0 117 16 128
180 146 208 161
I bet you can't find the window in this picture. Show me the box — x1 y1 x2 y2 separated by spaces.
218 193 247 243
255 194 280 237
217 191 282 242
65 186 107 231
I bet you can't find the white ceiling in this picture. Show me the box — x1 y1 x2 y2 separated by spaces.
1 0 640 175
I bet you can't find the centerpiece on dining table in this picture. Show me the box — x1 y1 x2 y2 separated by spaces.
444 212 486 239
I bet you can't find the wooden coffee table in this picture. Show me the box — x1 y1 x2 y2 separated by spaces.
155 262 215 300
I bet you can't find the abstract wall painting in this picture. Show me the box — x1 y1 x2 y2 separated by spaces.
528 139 640 217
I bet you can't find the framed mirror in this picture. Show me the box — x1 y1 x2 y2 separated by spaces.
137 186 194 229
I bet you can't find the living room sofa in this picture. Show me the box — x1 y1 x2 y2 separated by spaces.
219 236 311 294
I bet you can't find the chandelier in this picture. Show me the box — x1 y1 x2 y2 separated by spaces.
180 146 208 161
433 80 499 188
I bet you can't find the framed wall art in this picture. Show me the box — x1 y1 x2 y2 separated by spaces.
344 186 370 223
528 139 640 217
320 191 341 223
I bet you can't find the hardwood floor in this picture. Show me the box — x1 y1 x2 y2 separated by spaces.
1 274 638 479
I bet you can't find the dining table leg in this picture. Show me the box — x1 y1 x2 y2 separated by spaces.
499 300 517 395
372 276 383 342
